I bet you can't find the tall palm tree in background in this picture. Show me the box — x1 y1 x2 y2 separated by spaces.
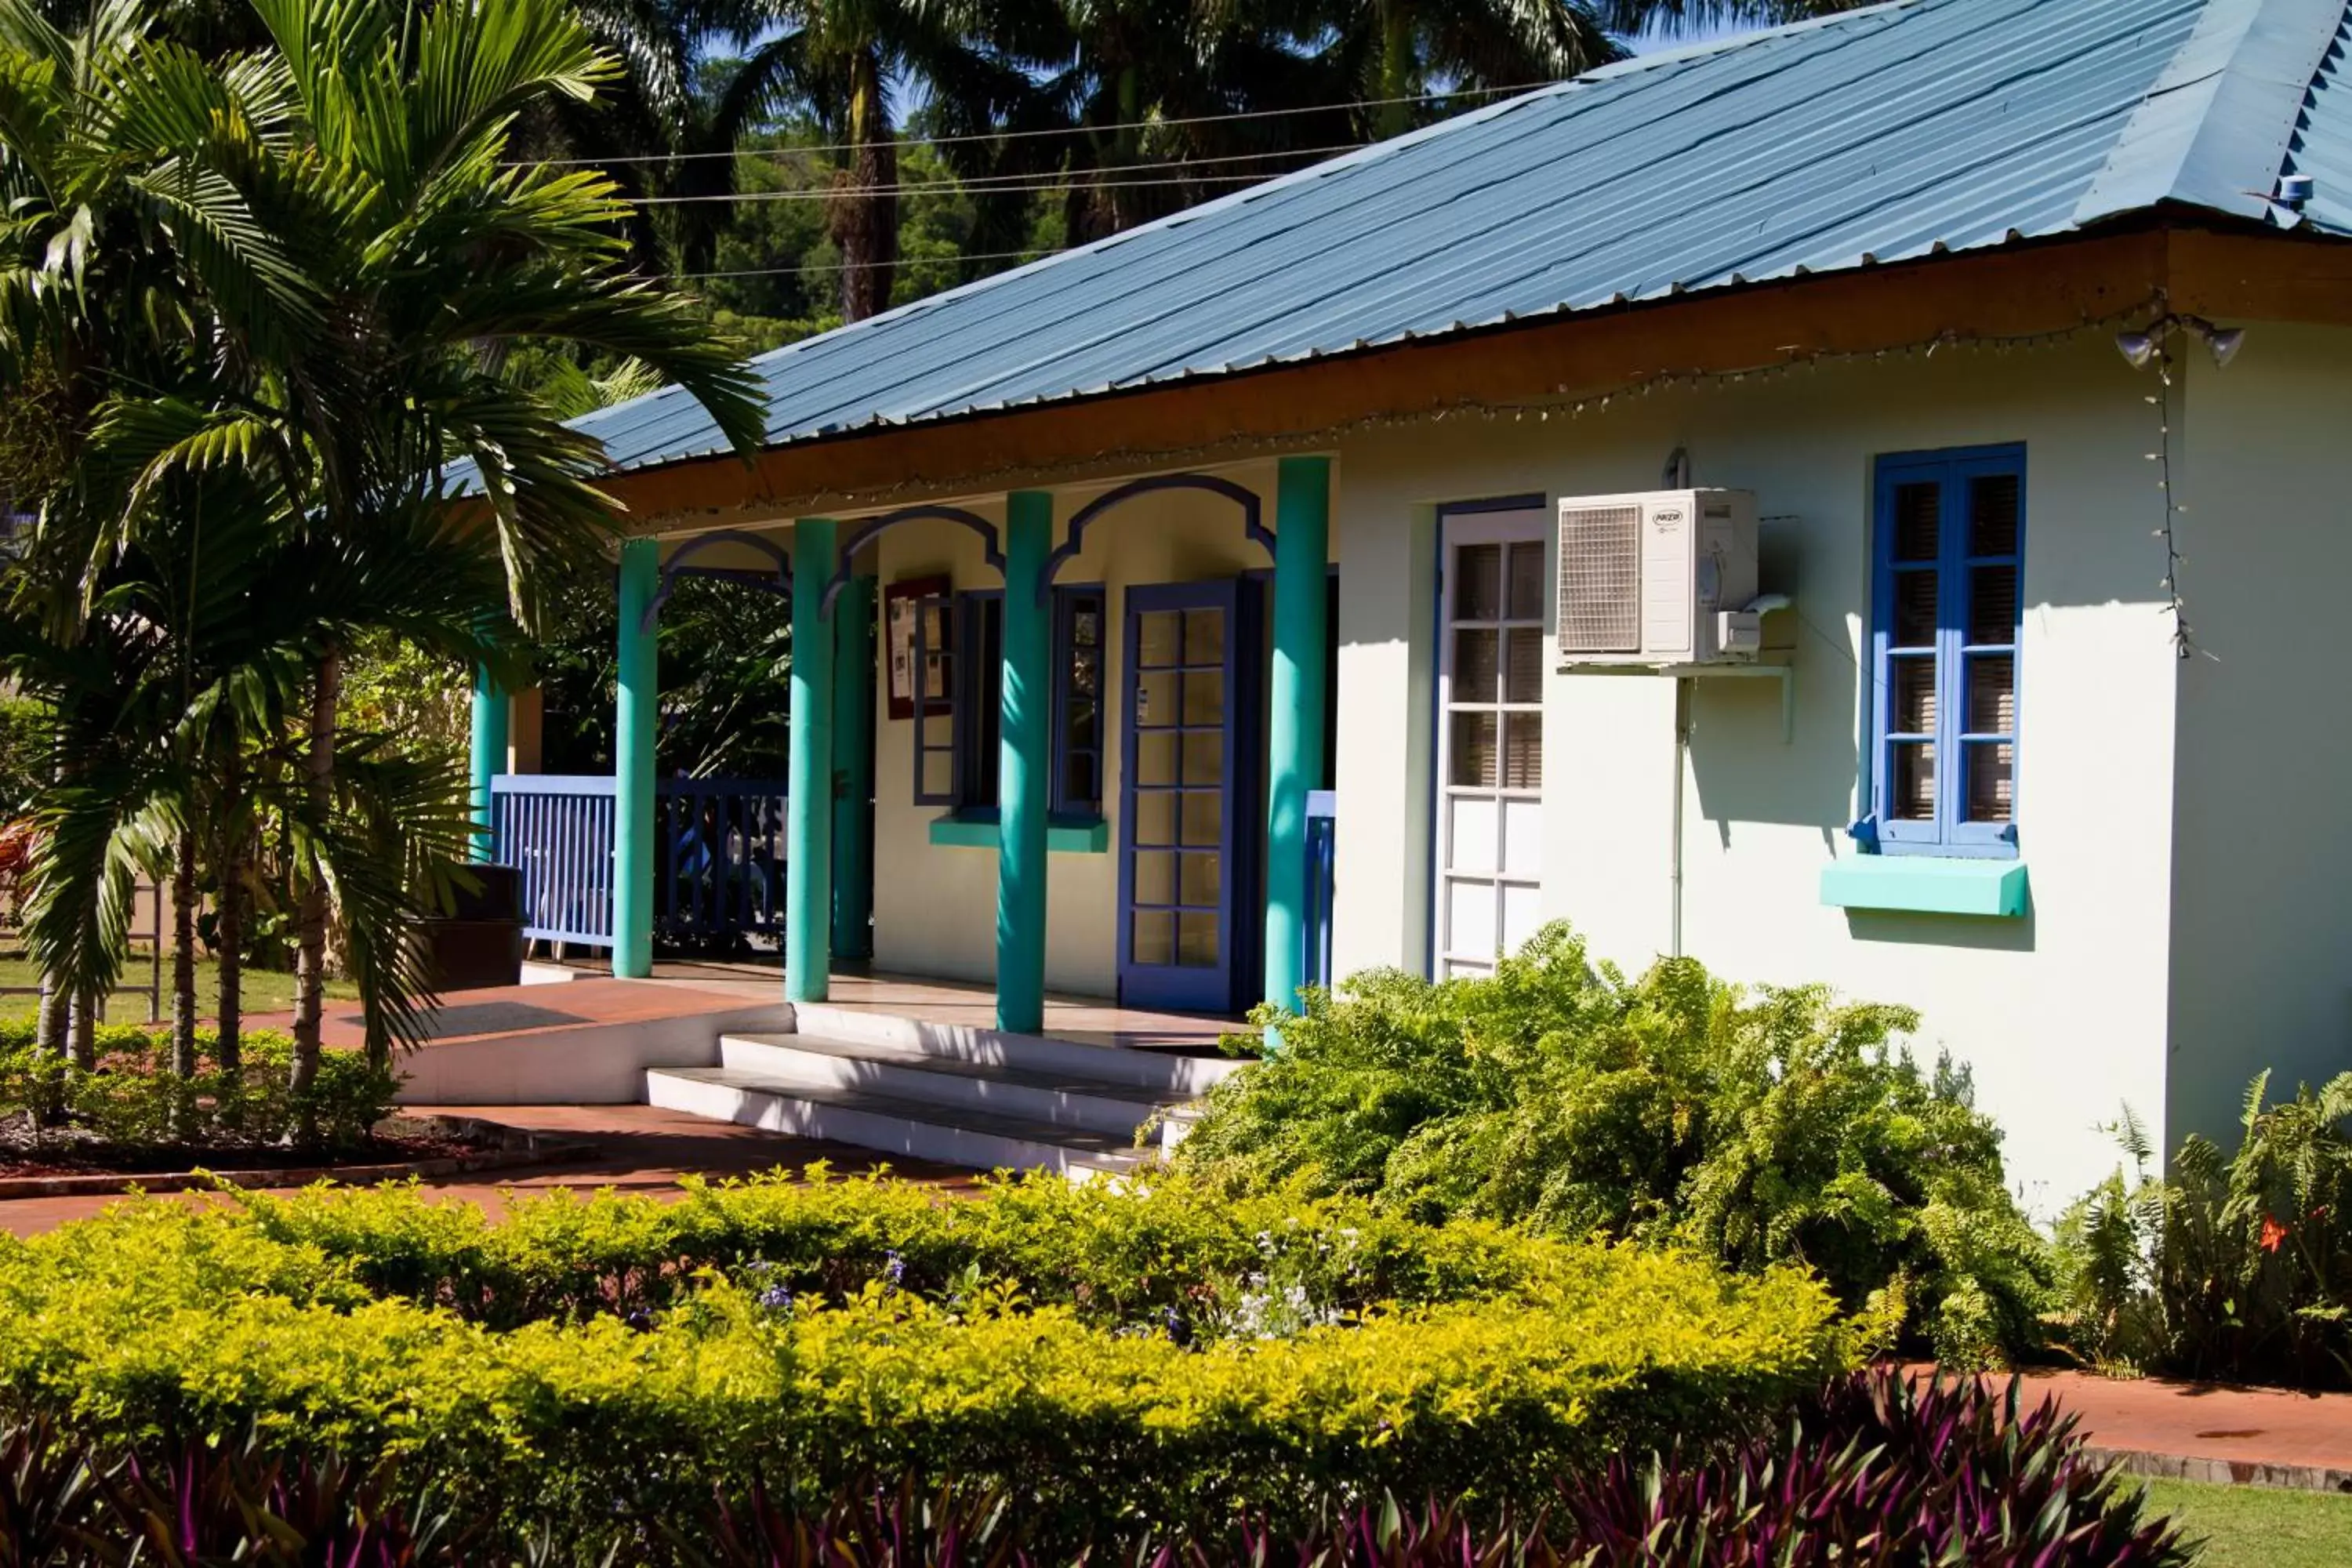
1306 0 1621 140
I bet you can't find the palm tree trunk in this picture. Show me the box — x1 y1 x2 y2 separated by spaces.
31 978 62 1125
1376 0 1417 140
66 990 91 1072
169 827 199 1139
289 647 341 1115
214 745 244 1076
834 45 898 322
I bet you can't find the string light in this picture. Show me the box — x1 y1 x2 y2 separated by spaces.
631 297 2164 530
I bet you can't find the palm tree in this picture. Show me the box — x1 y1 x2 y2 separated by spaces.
1299 0 1620 141
0 0 764 1090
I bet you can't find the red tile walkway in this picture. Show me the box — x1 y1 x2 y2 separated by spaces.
0 1103 975 1234
2015 1370 2352 1491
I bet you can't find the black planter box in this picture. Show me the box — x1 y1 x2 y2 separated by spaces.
424 864 525 991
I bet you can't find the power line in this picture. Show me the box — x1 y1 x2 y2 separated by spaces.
524 79 1553 169
681 245 1060 281
624 153 1357 207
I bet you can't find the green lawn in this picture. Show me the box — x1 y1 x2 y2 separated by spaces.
0 954 359 1025
2140 1479 2352 1568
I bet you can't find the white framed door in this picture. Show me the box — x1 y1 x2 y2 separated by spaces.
1435 510 1548 978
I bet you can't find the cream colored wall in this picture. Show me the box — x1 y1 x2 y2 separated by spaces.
866 469 1287 996
2170 326 2352 1146
1332 338 2180 1214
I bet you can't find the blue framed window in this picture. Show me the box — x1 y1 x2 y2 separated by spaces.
1051 586 1105 818
1867 445 2024 858
912 584 1105 821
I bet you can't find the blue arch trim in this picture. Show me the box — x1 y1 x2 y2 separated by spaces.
821 505 1006 615
1038 474 1272 605
644 530 791 632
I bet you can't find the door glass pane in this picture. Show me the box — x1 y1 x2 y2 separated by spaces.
1453 629 1499 701
1177 912 1219 968
1137 672 1178 729
1965 741 2015 823
1447 877 1497 956
1183 608 1223 665
1890 741 1936 820
1180 790 1221 848
1504 630 1544 703
1183 671 1225 725
1181 731 1222 786
1894 482 1938 562
1456 543 1501 619
1501 798 1543 878
1450 711 1497 788
920 753 953 799
1136 791 1174 846
1178 851 1221 906
1132 911 1174 966
1501 713 1542 789
1137 732 1177 787
1138 611 1181 669
1134 851 1174 907
1450 796 1498 875
1506 543 1546 620
1500 882 1543 953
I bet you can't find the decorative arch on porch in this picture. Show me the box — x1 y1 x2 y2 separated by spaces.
819 504 1005 615
643 530 791 632
1036 474 1272 605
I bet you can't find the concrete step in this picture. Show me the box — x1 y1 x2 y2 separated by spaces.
720 1033 1181 1137
644 1065 1150 1181
786 1003 1247 1097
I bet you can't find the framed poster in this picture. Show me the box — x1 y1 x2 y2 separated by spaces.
884 574 949 721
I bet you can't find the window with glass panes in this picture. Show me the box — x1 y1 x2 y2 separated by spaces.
1052 588 1105 818
1436 510 1548 977
1869 446 2024 857
912 584 1104 818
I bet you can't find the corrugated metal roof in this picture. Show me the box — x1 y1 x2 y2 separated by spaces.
576 0 2352 476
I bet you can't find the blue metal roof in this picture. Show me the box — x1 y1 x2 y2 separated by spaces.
579 0 2352 476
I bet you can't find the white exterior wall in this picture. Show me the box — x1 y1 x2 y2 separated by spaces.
2169 325 2352 1145
866 468 1287 996
1332 339 2180 1212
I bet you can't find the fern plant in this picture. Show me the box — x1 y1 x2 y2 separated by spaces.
2053 1072 2352 1388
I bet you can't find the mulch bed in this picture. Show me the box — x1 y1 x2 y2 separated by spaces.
0 1112 592 1198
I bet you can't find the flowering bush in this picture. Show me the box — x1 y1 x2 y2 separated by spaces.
1178 924 2053 1365
2053 1069 2352 1388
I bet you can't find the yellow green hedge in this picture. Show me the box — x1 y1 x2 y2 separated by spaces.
0 1174 1853 1538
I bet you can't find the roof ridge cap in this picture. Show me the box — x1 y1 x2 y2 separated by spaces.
2072 0 2346 227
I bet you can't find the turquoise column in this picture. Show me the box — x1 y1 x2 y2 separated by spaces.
786 518 837 1003
831 573 876 960
996 492 1053 1034
467 662 508 863
1264 456 1331 1017
612 539 659 978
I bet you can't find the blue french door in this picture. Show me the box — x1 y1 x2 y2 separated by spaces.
1118 580 1254 1014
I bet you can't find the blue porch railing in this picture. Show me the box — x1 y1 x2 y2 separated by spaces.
1304 789 1337 992
489 775 789 950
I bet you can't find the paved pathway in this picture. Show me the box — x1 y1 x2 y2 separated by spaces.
2016 1370 2352 1491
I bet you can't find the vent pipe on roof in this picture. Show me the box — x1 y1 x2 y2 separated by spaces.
2278 172 2314 209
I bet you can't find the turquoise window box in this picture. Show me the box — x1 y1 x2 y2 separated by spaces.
1820 857 2028 917
928 815 1109 854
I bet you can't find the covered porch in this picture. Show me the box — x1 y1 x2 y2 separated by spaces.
467 457 1341 1035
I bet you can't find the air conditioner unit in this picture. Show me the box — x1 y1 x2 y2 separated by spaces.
1556 488 1759 665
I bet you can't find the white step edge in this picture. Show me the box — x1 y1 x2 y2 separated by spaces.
720 1033 1181 1137
786 1003 1248 1096
646 1066 1150 1181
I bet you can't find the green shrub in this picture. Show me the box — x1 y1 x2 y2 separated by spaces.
0 1024 397 1151
2054 1071 2352 1389
0 1175 1852 1547
1176 924 2053 1365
